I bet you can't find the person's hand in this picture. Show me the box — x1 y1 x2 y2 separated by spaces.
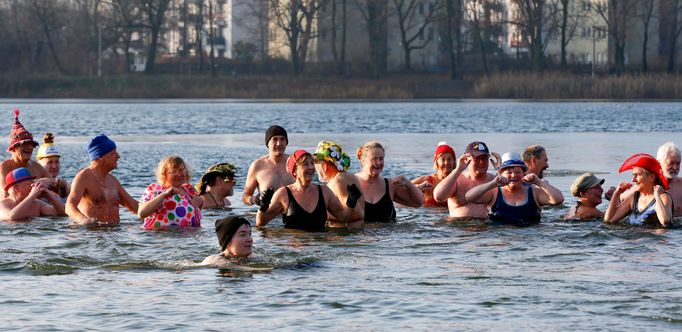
523 173 539 185
604 186 616 201
494 175 509 187
190 195 204 208
163 187 184 198
654 185 665 196
28 182 46 199
490 152 501 170
416 181 432 192
259 188 275 212
455 153 472 172
346 184 363 208
615 181 632 194
391 176 411 188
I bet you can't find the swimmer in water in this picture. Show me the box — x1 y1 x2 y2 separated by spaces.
203 216 253 266
466 152 564 226
197 163 236 209
412 142 456 208
138 156 203 229
257 150 351 231
355 141 424 223
0 110 53 197
313 140 364 229
564 173 605 221
604 153 673 228
656 142 681 217
242 125 294 208
0 168 65 221
432 141 498 219
66 134 138 225
36 133 70 200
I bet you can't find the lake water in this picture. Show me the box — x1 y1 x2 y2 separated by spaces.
1 101 681 330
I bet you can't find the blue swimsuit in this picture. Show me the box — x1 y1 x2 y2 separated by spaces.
489 184 541 226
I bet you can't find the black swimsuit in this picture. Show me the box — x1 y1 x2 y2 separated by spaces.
489 185 541 226
364 178 396 223
282 185 327 232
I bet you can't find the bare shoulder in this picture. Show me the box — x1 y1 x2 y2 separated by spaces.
0 160 13 173
251 155 271 168
412 174 431 184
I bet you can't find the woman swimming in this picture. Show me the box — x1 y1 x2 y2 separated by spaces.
412 142 455 208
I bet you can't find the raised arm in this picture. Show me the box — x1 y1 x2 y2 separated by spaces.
138 186 183 219
1 185 43 220
391 176 424 208
525 174 564 206
653 185 673 227
433 154 471 203
256 188 283 227
466 175 506 205
604 182 634 223
40 185 65 216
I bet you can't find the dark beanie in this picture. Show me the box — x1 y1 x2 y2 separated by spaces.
265 125 288 147
215 216 251 251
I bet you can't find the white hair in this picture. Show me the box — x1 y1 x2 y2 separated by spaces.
657 142 680 162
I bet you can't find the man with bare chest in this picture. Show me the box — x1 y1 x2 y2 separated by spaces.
433 141 497 219
243 125 294 207
66 135 138 225
657 142 682 217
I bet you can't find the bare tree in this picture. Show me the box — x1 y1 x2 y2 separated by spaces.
662 0 682 72
269 0 322 75
239 0 270 70
27 0 66 73
330 0 348 76
594 0 634 73
139 0 171 74
208 0 216 77
112 0 144 73
442 0 463 79
391 0 439 71
510 0 554 71
354 0 389 78
638 0 656 73
554 0 586 69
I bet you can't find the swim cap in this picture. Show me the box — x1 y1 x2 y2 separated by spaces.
87 134 117 161
197 162 236 194
287 149 311 177
499 152 527 171
36 133 60 160
7 109 38 152
4 167 35 192
434 141 455 162
570 172 604 197
215 216 251 251
265 125 288 147
314 140 351 172
618 153 669 189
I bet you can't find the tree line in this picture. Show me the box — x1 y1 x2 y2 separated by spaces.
1 0 682 79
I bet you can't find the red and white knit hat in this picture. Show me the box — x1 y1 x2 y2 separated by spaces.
7 109 38 152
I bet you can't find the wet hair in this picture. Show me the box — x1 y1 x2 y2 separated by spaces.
522 145 545 163
356 141 385 160
657 142 681 162
156 155 190 185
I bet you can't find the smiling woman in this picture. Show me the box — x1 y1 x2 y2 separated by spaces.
137 155 203 230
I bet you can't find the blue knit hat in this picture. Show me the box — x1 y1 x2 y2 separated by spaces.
87 134 117 161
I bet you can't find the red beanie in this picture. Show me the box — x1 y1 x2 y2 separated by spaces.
434 141 455 162
7 109 38 152
618 153 669 190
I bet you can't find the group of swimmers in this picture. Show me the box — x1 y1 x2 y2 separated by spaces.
1 111 681 264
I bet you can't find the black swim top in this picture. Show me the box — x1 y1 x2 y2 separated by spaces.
364 178 396 223
282 185 327 232
489 184 541 226
628 191 673 228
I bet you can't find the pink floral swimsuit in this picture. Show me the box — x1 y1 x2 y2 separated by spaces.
141 183 202 229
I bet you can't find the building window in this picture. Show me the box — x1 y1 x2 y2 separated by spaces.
581 0 591 12
419 2 424 15
428 27 433 41
419 29 424 40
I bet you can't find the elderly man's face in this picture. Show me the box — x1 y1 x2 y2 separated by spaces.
662 154 681 179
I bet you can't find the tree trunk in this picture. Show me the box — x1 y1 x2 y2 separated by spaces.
560 0 569 69
667 0 680 73
339 0 347 76
209 0 216 77
445 0 458 80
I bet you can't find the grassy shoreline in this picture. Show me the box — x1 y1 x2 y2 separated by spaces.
2 73 682 99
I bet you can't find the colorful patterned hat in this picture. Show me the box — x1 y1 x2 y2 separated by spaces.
314 140 351 172
4 167 35 192
7 109 38 152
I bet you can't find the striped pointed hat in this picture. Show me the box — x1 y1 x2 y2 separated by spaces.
7 109 38 152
